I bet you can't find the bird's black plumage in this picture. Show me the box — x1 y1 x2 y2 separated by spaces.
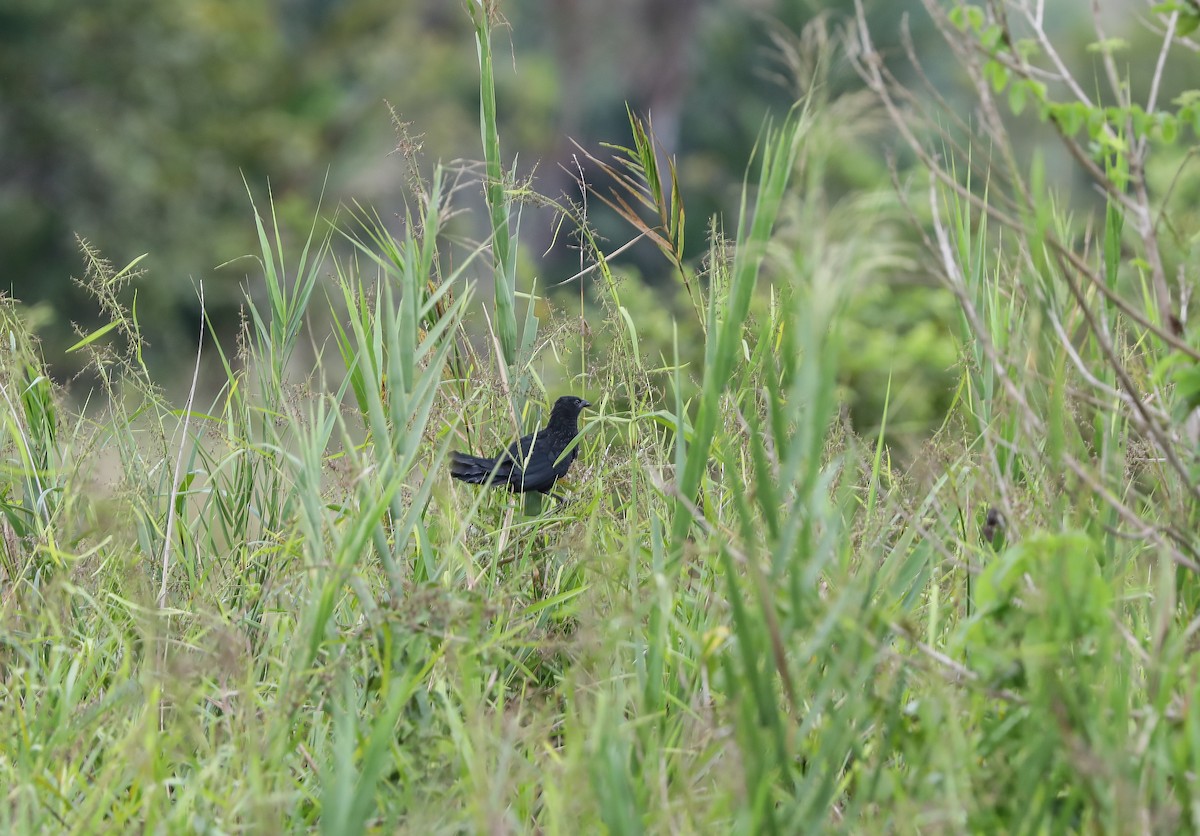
450 395 590 494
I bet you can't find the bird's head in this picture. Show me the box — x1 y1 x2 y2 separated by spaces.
551 395 591 421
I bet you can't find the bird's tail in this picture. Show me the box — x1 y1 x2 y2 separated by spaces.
449 451 506 485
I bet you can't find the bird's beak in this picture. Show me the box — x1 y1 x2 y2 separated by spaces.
581 399 592 409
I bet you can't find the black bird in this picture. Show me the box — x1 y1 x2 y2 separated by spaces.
449 395 590 494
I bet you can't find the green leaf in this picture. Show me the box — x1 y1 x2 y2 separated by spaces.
985 60 1009 93
173 471 197 517
1054 103 1086 135
965 5 985 31
65 319 120 353
947 4 988 32
981 24 1004 52
1174 362 1200 410
1131 108 1151 137
618 305 641 365
1159 113 1179 143
1016 38 1040 61
1086 37 1130 54
1008 81 1027 116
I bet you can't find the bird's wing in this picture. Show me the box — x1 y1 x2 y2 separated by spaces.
497 420 584 491
501 431 566 491
505 433 532 461
513 448 560 491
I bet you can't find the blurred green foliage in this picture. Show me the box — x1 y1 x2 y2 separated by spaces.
0 0 477 374
0 0 1175 445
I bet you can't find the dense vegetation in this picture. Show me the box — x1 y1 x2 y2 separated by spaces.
3 1 1200 831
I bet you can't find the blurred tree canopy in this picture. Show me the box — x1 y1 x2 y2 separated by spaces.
0 1 927 366
0 0 1173 442
0 0 478 370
